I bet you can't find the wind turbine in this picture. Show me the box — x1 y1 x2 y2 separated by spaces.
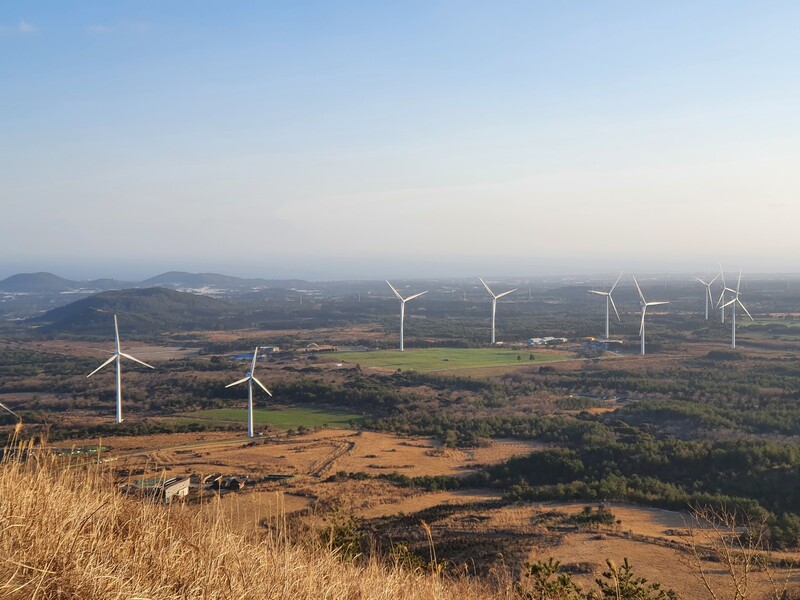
716 266 728 324
386 281 427 351
479 278 517 345
226 347 272 438
693 273 720 320
633 276 669 356
87 314 154 424
588 273 622 339
721 271 754 349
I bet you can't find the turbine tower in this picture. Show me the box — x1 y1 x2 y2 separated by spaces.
716 266 727 324
87 314 154 424
633 276 669 356
588 273 622 339
479 278 517 345
721 271 754 349
693 273 720 320
386 281 427 352
226 346 272 437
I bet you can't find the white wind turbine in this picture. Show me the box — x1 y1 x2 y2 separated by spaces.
693 273 720 320
87 314 154 424
479 278 517 345
720 271 754 349
588 273 622 339
386 281 427 351
633 276 669 356
226 346 272 438
716 266 728 324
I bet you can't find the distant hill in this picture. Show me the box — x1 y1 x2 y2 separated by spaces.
0 272 130 294
141 271 308 290
31 287 231 335
0 272 79 293
141 271 269 289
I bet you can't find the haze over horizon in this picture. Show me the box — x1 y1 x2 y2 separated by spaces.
3 2 799 279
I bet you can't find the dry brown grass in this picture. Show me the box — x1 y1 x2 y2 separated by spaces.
0 439 512 600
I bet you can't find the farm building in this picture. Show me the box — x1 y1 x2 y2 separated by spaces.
125 476 191 504
527 337 568 347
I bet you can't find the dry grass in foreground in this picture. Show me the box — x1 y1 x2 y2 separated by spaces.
0 439 510 600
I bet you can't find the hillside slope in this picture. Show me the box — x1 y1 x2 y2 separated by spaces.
0 443 504 600
31 287 230 334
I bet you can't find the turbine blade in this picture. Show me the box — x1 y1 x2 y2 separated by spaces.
479 277 495 297
693 277 708 285
495 288 517 299
119 353 155 369
87 354 117 378
738 299 754 321
588 290 609 296
718 264 726 287
632 276 646 304
646 301 669 307
252 376 272 396
225 376 250 388
609 272 623 293
736 270 742 295
609 294 620 322
385 280 403 301
640 307 647 335
709 273 720 285
405 291 427 302
0 401 20 420
716 289 726 308
114 314 121 354
721 298 737 308
250 346 259 374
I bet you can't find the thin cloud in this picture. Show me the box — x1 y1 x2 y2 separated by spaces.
18 20 37 34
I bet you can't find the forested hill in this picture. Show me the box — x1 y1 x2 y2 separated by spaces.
30 288 231 335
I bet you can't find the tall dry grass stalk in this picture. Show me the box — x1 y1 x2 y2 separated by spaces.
0 439 513 600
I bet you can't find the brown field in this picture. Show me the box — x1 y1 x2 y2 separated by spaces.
83 430 546 483
71 427 800 599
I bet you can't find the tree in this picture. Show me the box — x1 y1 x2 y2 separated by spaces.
589 558 677 599
681 504 795 600
519 558 583 600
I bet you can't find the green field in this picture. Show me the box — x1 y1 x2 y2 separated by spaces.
322 347 568 372
179 407 361 429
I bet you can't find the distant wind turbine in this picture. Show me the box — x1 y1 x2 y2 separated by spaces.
721 271 754 349
588 273 622 339
479 278 517 345
716 266 728 324
633 276 669 356
87 314 154 424
386 281 427 351
693 273 720 320
226 347 272 438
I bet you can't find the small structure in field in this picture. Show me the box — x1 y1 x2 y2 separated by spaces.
125 476 191 504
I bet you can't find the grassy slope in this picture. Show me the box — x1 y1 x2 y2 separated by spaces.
323 348 566 372
179 407 362 428
0 440 508 600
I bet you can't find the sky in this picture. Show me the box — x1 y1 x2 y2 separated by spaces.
2 1 800 280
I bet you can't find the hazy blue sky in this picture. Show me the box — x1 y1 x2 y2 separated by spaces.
2 2 800 280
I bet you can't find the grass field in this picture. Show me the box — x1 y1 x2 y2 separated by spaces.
322 347 568 372
179 407 362 429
